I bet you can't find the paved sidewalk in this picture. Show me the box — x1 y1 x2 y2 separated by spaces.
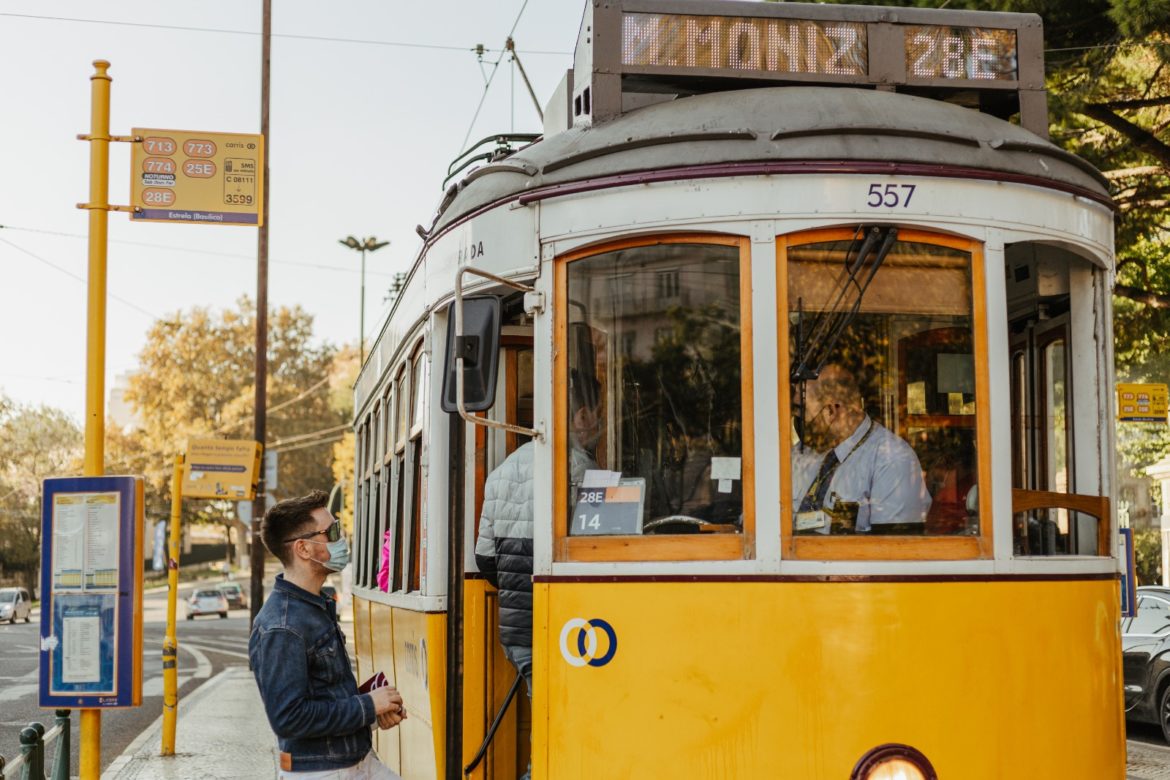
102 666 276 779
1131 740 1170 780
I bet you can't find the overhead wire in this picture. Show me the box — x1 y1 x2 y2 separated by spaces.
268 423 351 449
0 11 570 56
0 225 396 278
268 434 346 455
0 236 162 320
460 0 532 150
213 377 334 434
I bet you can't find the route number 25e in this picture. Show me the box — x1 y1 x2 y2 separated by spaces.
867 183 916 208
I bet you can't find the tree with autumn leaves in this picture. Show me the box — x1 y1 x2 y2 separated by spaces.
1 300 356 590
0 399 83 592
106 298 356 552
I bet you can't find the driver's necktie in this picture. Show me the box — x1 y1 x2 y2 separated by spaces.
798 450 840 513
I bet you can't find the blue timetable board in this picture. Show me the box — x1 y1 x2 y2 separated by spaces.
1120 528 1137 619
39 476 144 708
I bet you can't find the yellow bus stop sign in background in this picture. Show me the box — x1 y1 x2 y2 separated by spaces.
130 128 264 226
1117 383 1169 423
181 439 263 500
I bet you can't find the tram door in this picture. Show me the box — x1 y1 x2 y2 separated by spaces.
464 316 534 780
1005 243 1091 555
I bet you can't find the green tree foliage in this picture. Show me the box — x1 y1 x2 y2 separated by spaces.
1134 528 1163 585
778 0 1170 475
330 345 360 534
0 398 82 592
112 298 348 540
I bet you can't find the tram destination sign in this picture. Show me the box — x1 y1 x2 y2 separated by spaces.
622 13 1018 84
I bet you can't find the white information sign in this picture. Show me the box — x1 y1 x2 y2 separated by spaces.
52 496 86 589
61 614 102 683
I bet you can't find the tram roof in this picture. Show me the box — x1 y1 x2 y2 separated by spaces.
431 86 1111 235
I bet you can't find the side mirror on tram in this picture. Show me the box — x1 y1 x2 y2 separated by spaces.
441 296 501 413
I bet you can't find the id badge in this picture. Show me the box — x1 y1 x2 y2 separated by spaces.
795 510 828 531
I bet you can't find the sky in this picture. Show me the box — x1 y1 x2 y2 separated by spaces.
0 0 582 422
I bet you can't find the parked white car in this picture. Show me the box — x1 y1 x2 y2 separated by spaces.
0 587 32 623
186 588 229 620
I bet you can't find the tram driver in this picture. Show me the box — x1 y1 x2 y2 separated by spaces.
792 364 931 535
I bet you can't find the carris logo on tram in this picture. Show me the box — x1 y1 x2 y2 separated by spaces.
559 617 618 668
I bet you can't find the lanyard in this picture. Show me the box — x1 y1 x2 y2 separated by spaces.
800 417 876 510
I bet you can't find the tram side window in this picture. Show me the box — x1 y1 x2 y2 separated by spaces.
354 420 367 588
787 232 979 537
1006 244 1104 554
355 410 383 591
565 243 746 537
407 349 426 592
393 366 409 591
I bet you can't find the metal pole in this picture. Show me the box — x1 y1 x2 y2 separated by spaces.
80 57 111 780
250 0 272 630
359 246 366 365
161 455 184 755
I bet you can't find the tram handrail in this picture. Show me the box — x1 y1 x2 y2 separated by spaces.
1011 489 1111 555
454 266 543 441
463 671 525 777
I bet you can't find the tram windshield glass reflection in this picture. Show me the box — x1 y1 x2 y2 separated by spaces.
788 235 979 536
565 243 745 537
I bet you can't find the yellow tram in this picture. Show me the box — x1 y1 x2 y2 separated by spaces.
348 2 1124 777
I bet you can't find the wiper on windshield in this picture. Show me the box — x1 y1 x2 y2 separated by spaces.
790 225 898 384
789 225 897 448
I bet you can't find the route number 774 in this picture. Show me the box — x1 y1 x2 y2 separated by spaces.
866 183 916 208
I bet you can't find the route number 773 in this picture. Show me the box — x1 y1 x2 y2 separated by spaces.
866 183 916 208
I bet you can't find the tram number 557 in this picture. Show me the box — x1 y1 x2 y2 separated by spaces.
866 183 916 208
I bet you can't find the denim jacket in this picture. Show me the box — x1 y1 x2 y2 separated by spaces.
249 574 375 771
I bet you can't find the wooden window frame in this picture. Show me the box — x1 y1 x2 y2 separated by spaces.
553 234 755 562
383 385 395 467
401 341 426 593
355 476 367 587
1034 322 1073 494
777 228 994 561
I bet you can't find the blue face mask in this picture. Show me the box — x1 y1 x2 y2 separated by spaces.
308 538 351 572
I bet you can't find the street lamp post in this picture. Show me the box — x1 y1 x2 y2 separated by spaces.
339 235 389 365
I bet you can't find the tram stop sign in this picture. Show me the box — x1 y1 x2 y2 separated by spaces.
182 439 263 500
129 128 264 226
1117 383 1168 423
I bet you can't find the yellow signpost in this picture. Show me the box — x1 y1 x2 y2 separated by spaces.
181 439 263 500
161 455 183 756
1117 383 1169 423
73 60 266 777
129 128 264 226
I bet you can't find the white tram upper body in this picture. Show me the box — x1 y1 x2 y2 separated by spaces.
351 3 1122 778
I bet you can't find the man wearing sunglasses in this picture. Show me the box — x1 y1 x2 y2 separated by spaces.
250 489 406 779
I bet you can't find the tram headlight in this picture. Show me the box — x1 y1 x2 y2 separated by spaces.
851 744 936 780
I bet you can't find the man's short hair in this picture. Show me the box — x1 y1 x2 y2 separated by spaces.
261 489 329 566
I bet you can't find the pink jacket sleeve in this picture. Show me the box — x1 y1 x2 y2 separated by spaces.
376 530 391 592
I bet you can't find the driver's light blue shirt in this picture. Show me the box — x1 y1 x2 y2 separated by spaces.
792 417 931 531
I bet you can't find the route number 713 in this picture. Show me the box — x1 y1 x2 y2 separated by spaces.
866 183 916 208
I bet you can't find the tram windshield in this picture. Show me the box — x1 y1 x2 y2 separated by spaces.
565 242 746 537
788 233 979 537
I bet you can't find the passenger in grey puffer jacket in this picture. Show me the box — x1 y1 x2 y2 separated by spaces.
473 371 601 779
